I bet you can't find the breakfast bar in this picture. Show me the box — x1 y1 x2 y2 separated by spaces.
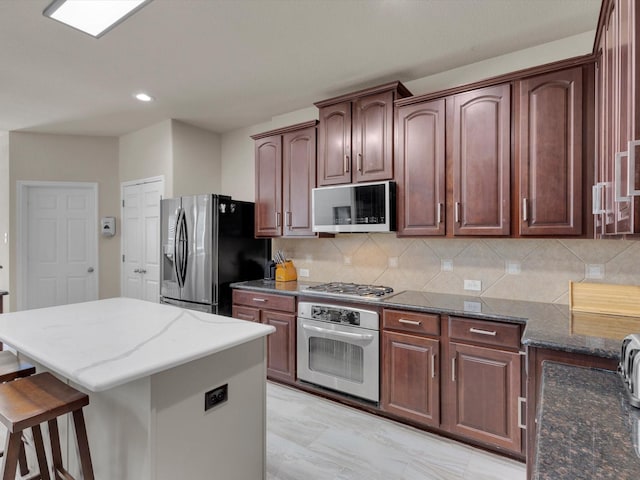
0 297 275 480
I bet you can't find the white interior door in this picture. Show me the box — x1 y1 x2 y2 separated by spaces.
24 184 98 310
121 178 163 302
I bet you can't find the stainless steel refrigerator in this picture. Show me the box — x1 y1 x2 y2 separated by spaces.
160 195 270 315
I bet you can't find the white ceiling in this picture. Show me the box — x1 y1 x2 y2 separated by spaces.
0 0 602 137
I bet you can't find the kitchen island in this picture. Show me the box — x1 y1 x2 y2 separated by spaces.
0 297 275 480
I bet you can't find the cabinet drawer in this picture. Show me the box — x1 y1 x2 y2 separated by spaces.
232 290 296 313
448 316 520 350
232 305 261 322
383 309 440 336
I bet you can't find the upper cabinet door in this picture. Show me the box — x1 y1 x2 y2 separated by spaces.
283 126 316 236
396 99 446 236
317 101 352 186
518 67 583 236
254 135 282 237
353 91 394 183
451 84 511 236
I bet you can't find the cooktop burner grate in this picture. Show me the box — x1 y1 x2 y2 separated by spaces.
305 282 394 298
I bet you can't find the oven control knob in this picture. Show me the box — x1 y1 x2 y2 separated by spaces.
345 311 358 325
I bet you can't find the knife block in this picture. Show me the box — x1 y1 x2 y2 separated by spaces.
275 261 297 282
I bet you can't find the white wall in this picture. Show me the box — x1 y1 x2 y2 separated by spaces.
171 120 222 196
119 120 174 197
0 132 8 294
220 107 318 202
8 132 120 311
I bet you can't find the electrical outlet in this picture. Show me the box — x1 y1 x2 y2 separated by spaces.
585 264 605 279
388 257 399 268
344 256 352 265
464 279 482 291
463 301 482 313
299 268 310 278
506 261 521 275
441 259 453 272
204 384 228 411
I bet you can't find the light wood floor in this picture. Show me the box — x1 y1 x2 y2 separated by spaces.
266 382 526 480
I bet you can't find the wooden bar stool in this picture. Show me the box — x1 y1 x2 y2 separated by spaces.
0 350 35 476
0 372 94 480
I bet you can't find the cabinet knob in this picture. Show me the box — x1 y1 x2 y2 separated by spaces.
344 154 350 173
87 267 95 273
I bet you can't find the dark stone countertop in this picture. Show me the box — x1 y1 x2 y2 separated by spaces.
231 281 628 360
534 362 640 479
0 291 7 296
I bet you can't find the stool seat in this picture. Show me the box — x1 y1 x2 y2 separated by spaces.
0 351 35 384
0 372 88 433
0 372 94 480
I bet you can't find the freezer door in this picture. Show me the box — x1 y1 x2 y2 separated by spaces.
160 197 182 300
160 297 215 314
181 194 213 304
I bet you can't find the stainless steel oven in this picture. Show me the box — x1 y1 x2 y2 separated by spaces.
296 301 379 402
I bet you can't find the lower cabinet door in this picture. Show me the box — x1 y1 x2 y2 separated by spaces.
382 331 440 427
447 342 521 452
262 310 296 384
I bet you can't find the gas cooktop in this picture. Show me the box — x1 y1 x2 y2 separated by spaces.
303 282 395 300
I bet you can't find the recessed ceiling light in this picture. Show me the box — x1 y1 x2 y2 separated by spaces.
43 0 152 38
135 93 154 102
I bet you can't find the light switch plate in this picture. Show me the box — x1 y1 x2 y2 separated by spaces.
464 279 482 291
299 268 310 278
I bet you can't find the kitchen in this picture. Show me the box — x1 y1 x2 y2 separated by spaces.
0 0 638 479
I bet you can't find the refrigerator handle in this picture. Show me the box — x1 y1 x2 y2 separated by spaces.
174 208 186 288
179 209 189 286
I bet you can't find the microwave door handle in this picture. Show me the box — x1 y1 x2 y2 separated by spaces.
302 324 375 343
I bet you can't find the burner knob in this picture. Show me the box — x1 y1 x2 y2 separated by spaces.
345 311 357 324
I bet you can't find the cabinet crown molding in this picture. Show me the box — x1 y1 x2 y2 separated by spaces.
250 120 318 140
314 81 412 108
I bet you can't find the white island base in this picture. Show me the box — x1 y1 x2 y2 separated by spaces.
29 337 267 480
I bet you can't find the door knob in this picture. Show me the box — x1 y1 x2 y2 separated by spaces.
140 269 147 274
133 268 140 273
87 267 95 273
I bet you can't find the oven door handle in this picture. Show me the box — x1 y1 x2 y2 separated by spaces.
302 324 375 343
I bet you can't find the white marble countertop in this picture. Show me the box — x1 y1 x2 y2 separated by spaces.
0 297 275 392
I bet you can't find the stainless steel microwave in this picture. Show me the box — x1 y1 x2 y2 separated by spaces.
312 181 396 233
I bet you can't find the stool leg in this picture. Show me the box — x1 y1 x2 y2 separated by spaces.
72 410 94 480
18 438 29 476
48 418 63 479
0 432 21 480
32 424 51 480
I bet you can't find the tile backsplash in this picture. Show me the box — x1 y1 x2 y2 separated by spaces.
273 236 640 304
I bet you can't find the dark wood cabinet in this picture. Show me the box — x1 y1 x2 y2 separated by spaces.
381 309 441 427
252 121 318 238
315 82 411 186
517 67 583 235
352 91 395 183
283 126 317 236
447 342 521 452
262 309 296 383
450 84 511 236
254 135 282 237
232 290 297 384
594 0 640 235
395 99 446 236
317 102 352 185
382 331 440 427
443 316 523 455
